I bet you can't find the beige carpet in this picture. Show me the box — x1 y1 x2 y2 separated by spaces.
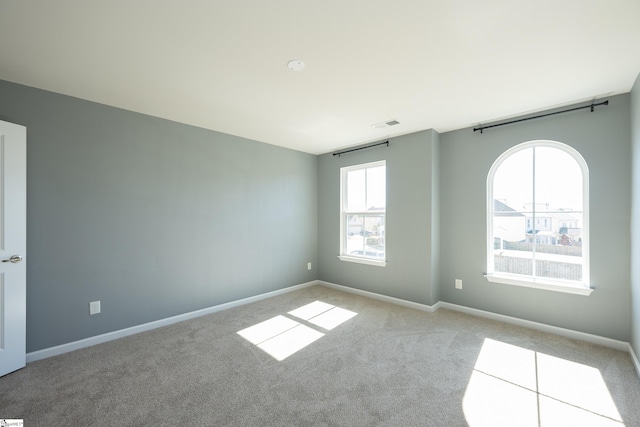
1 285 639 426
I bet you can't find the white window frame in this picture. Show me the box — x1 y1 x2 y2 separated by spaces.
338 160 387 267
485 140 592 296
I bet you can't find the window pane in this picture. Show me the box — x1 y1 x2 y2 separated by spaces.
364 215 385 258
493 148 533 215
366 166 386 210
493 148 533 275
346 169 366 212
535 147 583 212
494 252 533 276
534 147 583 281
535 257 582 281
345 215 385 259
345 215 365 255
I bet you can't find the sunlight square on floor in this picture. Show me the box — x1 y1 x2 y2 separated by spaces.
236 315 299 346
288 301 335 320
237 301 358 361
257 324 324 361
463 338 624 426
306 306 358 330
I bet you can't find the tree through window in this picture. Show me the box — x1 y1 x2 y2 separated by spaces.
486 141 590 294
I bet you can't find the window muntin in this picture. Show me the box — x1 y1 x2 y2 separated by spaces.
487 141 590 294
340 161 386 266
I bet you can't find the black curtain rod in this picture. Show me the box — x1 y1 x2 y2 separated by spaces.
473 100 609 133
333 140 389 157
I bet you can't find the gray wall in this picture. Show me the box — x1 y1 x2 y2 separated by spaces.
2 75 636 353
317 130 440 306
0 80 318 353
440 94 632 341
631 73 640 359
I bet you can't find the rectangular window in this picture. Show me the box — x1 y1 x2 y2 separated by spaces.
339 161 386 267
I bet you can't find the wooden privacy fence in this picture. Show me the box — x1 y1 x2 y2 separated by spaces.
503 242 582 256
494 255 582 281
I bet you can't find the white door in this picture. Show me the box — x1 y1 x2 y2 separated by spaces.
0 120 26 377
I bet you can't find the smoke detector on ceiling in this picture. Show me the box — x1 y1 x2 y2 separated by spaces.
287 60 305 71
372 120 400 129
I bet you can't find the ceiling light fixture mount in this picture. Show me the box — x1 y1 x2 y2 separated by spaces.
287 60 305 71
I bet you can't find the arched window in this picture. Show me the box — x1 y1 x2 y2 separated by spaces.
486 141 591 295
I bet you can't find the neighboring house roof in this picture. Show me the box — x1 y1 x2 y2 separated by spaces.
494 200 525 217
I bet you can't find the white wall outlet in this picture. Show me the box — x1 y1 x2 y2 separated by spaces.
455 279 462 290
307 262 312 271
89 300 101 315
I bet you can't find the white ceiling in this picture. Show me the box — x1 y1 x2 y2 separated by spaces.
1 1 639 155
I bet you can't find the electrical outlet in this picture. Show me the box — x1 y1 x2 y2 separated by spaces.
307 262 312 271
89 300 101 315
455 279 462 290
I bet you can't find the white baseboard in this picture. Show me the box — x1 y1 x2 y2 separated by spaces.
27 278 638 381
319 281 640 379
26 280 317 363
437 301 629 352
318 281 631 354
630 343 640 379
318 280 440 313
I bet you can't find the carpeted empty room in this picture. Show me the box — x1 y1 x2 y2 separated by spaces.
3 3 640 427
1 285 638 426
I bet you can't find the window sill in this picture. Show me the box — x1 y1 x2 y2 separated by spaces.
484 273 593 296
338 255 387 267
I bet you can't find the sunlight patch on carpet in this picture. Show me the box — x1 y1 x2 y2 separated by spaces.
257 324 324 361
236 315 299 345
288 301 334 320
463 338 624 426
237 301 357 361
289 301 358 331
